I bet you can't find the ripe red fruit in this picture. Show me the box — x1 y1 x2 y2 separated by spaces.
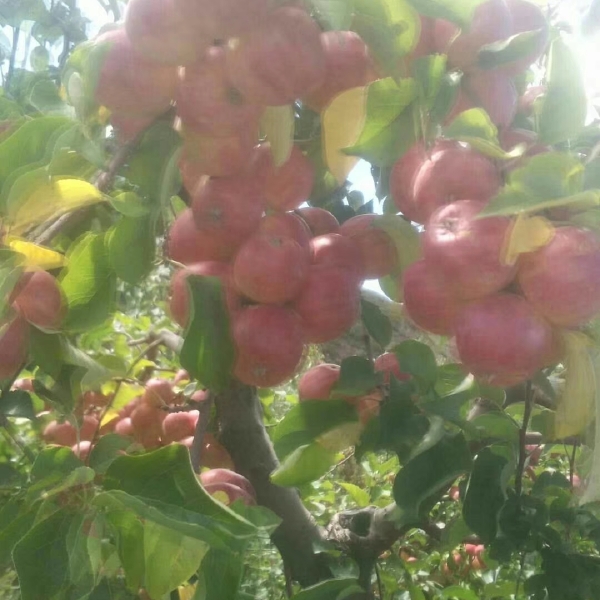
501 0 550 76
176 46 263 137
162 410 199 443
198 433 235 470
130 403 165 448
72 441 93 461
293 265 360 343
402 260 467 336
115 417 135 437
202 481 256 506
298 363 341 401
190 176 265 261
454 293 554 387
310 233 364 281
181 126 258 178
258 212 312 254
303 30 375 111
233 305 305 387
199 468 256 499
254 144 315 212
12 378 34 392
389 142 428 221
167 209 210 265
142 378 176 407
518 227 600 327
11 270 64 330
518 85 545 116
0 316 29 381
374 353 410 383
80 415 99 441
81 391 110 409
43 420 77 446
174 0 270 41
297 207 340 236
433 0 513 72
174 369 190 384
233 233 309 304
339 215 398 279
423 200 516 300
500 128 549 171
462 70 518 129
409 15 436 62
125 0 207 65
93 28 178 117
226 7 326 106
411 143 501 224
169 262 230 327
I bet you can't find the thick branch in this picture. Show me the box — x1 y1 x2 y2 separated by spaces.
214 380 332 587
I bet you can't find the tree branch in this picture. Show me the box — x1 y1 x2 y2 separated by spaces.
515 381 534 498
6 27 20 90
190 392 213 473
214 380 332 587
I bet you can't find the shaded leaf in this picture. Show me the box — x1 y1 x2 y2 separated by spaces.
332 356 379 397
361 298 392 348
393 340 437 389
195 548 244 600
0 390 36 420
405 0 486 27
271 443 337 487
260 105 294 166
108 216 156 285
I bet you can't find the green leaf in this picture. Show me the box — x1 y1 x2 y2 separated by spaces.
405 0 486 27
339 482 371 507
291 578 363 599
352 0 421 75
468 412 520 445
108 191 151 217
393 340 437 389
59 232 117 332
478 29 548 70
346 77 417 154
344 106 418 166
439 587 479 600
13 510 74 600
31 446 83 482
102 445 256 533
89 433 133 475
272 399 358 460
310 0 353 29
260 105 294 166
361 298 392 348
0 390 35 419
108 215 156 285
144 520 209 599
122 121 182 208
271 443 337 486
373 214 422 290
66 513 101 588
0 506 38 569
443 108 514 159
195 548 244 600
463 447 508 543
538 37 587 145
180 276 234 392
332 356 380 397
479 152 589 217
28 79 73 116
105 510 145 592
393 434 472 521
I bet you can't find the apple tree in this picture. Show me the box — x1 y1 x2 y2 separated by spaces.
2 0 600 598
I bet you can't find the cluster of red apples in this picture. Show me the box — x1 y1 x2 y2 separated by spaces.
38 373 234 470
0 270 65 382
390 0 600 387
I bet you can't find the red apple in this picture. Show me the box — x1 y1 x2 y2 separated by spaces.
0 316 30 382
297 207 340 236
199 468 256 498
142 378 176 407
518 227 600 327
298 363 341 401
258 212 312 254
374 352 410 383
309 233 364 281
454 293 554 387
202 481 256 506
43 420 77 446
72 440 93 461
389 142 428 222
162 410 199 443
423 200 517 300
11 270 64 330
402 259 467 336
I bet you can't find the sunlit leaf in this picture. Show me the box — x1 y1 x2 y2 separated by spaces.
5 236 66 270
500 215 555 266
260 105 294 167
322 86 367 183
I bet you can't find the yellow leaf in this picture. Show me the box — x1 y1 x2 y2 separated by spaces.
554 331 596 439
322 86 367 184
9 179 105 235
316 422 364 453
260 105 294 167
5 237 67 270
100 410 119 428
501 214 555 266
178 584 197 600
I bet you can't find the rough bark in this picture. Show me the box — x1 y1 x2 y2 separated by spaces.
214 380 332 587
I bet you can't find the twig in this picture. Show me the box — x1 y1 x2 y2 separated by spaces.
34 121 148 246
515 381 534 498
6 27 20 89
190 392 213 473
569 441 579 487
